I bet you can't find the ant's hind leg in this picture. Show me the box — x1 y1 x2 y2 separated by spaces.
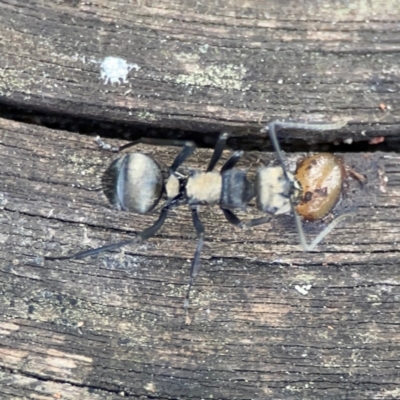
221 206 353 250
184 206 205 308
221 208 242 226
45 201 174 261
222 206 354 250
221 208 271 229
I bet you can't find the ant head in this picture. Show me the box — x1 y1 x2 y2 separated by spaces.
265 120 352 251
102 153 163 214
295 153 345 221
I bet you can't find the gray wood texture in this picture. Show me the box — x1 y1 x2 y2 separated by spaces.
1 118 398 399
1 0 400 142
1 0 400 399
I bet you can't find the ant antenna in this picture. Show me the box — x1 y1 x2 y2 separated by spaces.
267 120 354 251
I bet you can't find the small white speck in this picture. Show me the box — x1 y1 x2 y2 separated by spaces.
277 79 283 84
199 44 209 54
100 56 140 85
343 138 353 145
294 284 312 295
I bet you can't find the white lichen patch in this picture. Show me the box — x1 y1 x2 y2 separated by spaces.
199 44 209 54
100 56 140 85
173 64 247 90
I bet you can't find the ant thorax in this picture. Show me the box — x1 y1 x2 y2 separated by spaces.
255 165 301 216
186 171 222 205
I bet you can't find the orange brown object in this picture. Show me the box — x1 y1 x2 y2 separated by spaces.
295 153 345 221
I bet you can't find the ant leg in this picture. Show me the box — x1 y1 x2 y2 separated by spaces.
45 200 175 261
268 120 347 180
207 133 229 172
222 205 353 250
221 208 271 229
268 120 347 194
221 151 244 173
184 206 205 308
221 208 242 226
292 210 355 251
169 141 196 172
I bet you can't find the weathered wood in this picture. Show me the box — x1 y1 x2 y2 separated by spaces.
1 0 400 143
2 1 400 398
1 118 400 399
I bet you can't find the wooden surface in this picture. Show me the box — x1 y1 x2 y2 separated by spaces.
1 118 399 400
1 0 400 144
2 1 400 399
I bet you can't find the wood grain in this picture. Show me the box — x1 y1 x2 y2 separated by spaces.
1 0 400 143
1 118 399 399
2 0 400 398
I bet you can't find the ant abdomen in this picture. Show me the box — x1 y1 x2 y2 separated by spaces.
103 152 163 214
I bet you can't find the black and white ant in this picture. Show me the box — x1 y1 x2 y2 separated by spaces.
46 121 351 307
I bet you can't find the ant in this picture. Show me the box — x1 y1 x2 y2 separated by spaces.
45 121 351 308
